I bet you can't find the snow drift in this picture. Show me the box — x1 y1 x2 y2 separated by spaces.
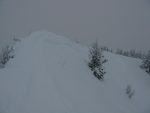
0 30 150 113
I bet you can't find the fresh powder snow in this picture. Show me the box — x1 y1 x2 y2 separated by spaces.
0 30 150 113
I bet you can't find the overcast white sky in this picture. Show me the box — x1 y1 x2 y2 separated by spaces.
0 0 150 51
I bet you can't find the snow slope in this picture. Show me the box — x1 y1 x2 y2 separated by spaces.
0 30 150 113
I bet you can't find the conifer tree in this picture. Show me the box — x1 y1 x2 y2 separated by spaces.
141 50 150 74
88 42 106 80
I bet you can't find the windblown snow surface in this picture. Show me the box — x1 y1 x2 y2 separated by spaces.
0 31 150 113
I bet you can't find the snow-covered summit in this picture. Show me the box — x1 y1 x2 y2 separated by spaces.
0 31 150 113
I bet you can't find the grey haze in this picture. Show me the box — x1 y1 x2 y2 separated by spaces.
0 0 150 51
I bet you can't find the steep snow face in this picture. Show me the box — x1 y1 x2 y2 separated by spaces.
0 30 150 113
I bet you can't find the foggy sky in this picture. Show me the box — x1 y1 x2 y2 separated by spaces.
0 0 150 51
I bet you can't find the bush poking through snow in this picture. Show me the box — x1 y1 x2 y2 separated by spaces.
88 42 106 80
126 85 135 99
141 50 150 74
0 46 14 68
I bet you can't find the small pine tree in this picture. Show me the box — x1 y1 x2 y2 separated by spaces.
88 42 106 80
0 46 14 67
126 85 135 99
141 50 150 74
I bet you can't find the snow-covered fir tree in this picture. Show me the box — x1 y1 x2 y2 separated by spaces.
0 46 14 67
88 42 106 80
141 50 150 74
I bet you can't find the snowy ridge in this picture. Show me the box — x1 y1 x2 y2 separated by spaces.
0 30 150 113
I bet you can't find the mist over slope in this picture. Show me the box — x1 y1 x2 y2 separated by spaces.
0 31 150 113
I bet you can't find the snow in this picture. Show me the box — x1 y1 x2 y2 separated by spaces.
0 30 150 113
